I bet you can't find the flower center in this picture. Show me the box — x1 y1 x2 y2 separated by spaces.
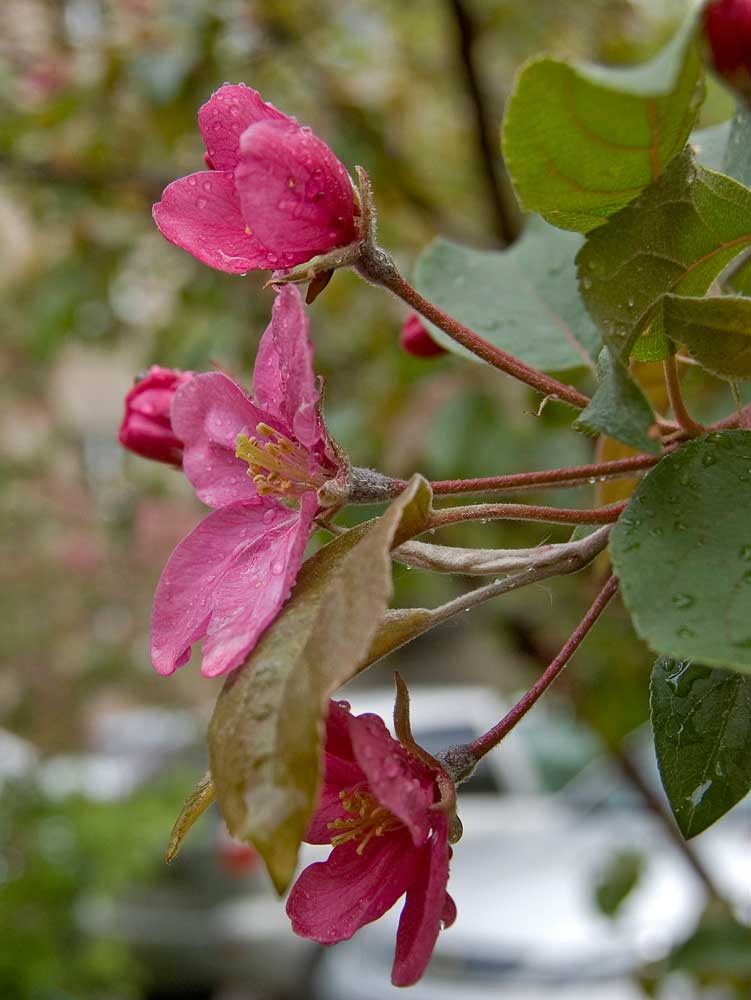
235 423 328 498
328 787 402 855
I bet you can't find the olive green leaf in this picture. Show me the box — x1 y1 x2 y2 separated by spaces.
207 475 432 894
663 293 751 380
611 431 751 672
578 149 751 363
572 349 659 453
502 14 703 233
651 656 751 838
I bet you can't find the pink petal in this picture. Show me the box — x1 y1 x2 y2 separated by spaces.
235 120 357 266
198 83 291 173
172 371 277 508
349 712 435 847
200 491 317 677
286 831 420 944
152 170 275 274
392 814 451 987
150 497 309 677
253 285 323 450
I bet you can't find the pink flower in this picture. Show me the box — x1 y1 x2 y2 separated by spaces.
150 285 342 678
153 83 359 274
119 366 194 466
400 312 446 358
287 700 456 988
704 0 751 79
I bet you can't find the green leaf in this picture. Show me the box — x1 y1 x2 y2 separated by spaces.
593 849 645 917
165 771 216 863
578 149 751 363
501 16 703 233
572 349 658 452
611 430 751 672
413 217 600 373
651 656 751 838
207 476 433 894
663 293 751 379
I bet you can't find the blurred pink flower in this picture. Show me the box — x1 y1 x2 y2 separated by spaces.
150 285 341 678
400 312 446 358
704 0 751 78
153 83 358 274
119 366 194 466
287 700 456 988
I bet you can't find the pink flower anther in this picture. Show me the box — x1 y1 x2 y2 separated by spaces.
150 285 343 678
119 366 194 466
704 0 751 81
153 84 358 274
400 312 447 358
287 700 456 988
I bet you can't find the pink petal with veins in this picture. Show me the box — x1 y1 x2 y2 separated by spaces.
235 120 357 263
152 171 276 274
198 83 291 173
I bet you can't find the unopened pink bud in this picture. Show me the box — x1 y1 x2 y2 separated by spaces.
119 366 194 466
703 0 751 87
400 312 447 358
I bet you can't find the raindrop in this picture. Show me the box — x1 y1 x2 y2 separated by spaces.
740 546 751 561
671 592 694 609
701 452 717 467
263 509 276 524
202 180 212 192
271 561 284 575
197 197 208 209
582 277 593 290
187 176 197 187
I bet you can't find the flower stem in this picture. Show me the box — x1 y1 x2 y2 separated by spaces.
429 500 625 529
469 575 618 760
356 250 590 410
663 355 705 438
425 453 659 496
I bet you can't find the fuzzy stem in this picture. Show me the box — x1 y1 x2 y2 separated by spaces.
356 250 590 410
663 355 705 438
429 500 626 529
469 575 618 760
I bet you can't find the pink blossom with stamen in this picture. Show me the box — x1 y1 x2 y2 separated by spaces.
150 285 342 678
153 84 358 274
287 700 456 988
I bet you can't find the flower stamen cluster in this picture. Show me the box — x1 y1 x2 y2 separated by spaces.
236 423 329 497
328 786 402 855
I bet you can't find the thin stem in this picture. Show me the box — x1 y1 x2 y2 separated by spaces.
470 575 618 759
430 500 626 529
358 257 590 410
422 453 659 496
731 381 747 429
663 354 705 438
446 0 518 245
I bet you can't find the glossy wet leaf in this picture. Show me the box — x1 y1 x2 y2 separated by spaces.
611 431 751 672
207 476 432 894
651 656 751 838
502 16 703 233
578 149 751 363
663 294 751 380
572 350 658 453
413 218 599 372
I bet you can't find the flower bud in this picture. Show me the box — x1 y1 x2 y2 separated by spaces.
119 366 193 466
399 312 447 358
703 0 751 94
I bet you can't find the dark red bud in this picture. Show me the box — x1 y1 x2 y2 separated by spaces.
399 312 447 359
703 0 751 88
118 365 194 466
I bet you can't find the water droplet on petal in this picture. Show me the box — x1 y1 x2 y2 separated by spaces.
671 592 694 609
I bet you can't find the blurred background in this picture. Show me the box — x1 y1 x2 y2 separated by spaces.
2 1 750 998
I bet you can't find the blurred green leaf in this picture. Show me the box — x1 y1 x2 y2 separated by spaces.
208 476 432 893
593 849 645 917
577 149 751 363
663 293 751 380
651 656 751 838
413 217 600 372
612 430 751 671
669 911 751 976
572 349 658 452
502 16 703 233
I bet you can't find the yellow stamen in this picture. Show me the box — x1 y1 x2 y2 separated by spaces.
328 788 401 855
235 424 328 499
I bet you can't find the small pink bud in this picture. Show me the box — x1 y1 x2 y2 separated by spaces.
400 312 447 358
703 0 751 88
119 366 194 466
